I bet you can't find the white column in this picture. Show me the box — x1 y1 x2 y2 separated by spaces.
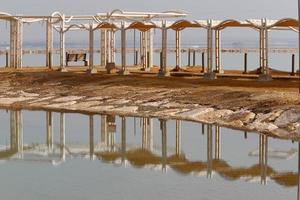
100 29 107 66
204 20 216 79
175 30 181 69
106 30 111 63
110 30 115 63
158 21 169 76
46 18 53 68
10 19 16 68
215 29 222 73
60 15 67 72
141 31 147 70
88 24 97 74
16 20 23 69
147 29 154 69
259 18 272 81
120 22 128 75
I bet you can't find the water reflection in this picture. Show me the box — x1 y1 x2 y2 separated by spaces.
1 110 300 197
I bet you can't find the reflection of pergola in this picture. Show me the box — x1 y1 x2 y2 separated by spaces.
0 10 299 80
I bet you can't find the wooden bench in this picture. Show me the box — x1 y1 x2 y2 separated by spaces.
66 53 88 66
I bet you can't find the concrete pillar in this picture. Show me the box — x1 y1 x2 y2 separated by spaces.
158 21 169 77
106 30 111 63
46 18 53 68
141 31 147 70
110 30 115 63
204 20 216 80
175 120 181 155
119 22 129 75
60 113 66 161
10 19 16 68
89 115 94 160
88 24 97 74
174 30 181 70
46 111 53 150
147 29 154 69
259 18 272 81
100 30 107 66
215 30 223 73
60 15 67 72
16 20 23 69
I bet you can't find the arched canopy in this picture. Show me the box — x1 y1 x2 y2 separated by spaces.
213 19 257 30
126 21 157 32
267 18 299 29
93 22 119 30
168 20 204 31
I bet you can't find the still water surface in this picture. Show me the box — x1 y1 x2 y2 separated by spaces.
0 110 299 200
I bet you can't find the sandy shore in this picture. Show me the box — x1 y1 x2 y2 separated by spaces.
0 67 300 139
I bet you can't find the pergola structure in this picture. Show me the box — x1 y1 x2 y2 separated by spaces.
0 10 299 80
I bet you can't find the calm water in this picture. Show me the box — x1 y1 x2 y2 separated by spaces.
0 109 299 200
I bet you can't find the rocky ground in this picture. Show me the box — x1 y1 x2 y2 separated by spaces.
0 68 300 139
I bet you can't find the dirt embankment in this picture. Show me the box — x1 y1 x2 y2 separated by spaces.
0 68 300 139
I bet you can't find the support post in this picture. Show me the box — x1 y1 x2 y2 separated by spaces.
292 54 295 76
215 29 223 73
100 29 107 66
60 14 67 72
188 48 191 66
46 18 53 69
259 18 272 81
158 21 169 77
160 119 167 172
10 19 16 68
147 29 153 70
193 50 196 66
174 30 181 70
243 53 248 74
201 52 205 72
88 24 97 74
204 20 216 80
119 22 129 75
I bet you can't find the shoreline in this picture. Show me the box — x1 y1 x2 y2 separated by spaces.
0 68 299 140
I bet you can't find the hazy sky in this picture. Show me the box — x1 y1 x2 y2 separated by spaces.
1 0 297 19
0 0 298 45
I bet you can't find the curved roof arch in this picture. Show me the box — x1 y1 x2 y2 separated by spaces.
126 21 157 31
168 20 204 31
93 22 119 30
213 19 257 30
267 18 299 29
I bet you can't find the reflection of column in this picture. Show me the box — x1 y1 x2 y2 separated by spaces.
147 118 153 151
10 110 23 156
160 119 167 172
89 115 94 160
259 134 268 185
60 113 66 161
214 126 220 159
207 124 213 178
175 120 181 155
46 111 53 150
202 124 205 135
121 117 126 164
142 118 146 149
101 115 107 145
297 142 300 200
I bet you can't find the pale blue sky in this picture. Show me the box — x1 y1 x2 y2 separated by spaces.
1 0 297 19
0 0 298 45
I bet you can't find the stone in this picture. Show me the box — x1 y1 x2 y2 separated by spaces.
274 109 300 127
